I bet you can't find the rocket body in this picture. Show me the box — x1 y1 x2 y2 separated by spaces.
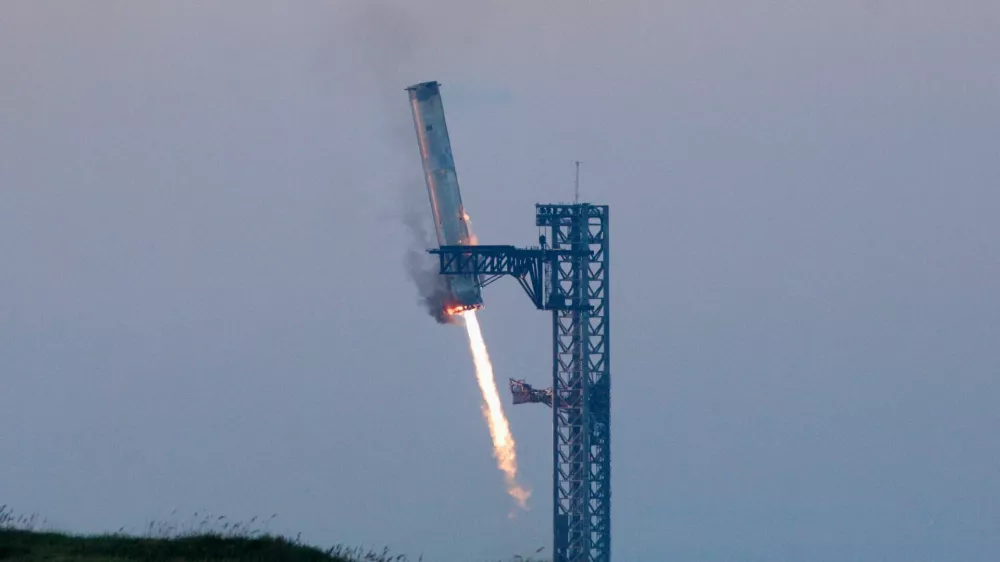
407 81 483 312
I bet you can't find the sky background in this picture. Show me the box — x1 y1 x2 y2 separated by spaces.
1 1 998 560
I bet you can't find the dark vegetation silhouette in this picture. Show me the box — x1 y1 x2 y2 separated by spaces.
0 505 546 562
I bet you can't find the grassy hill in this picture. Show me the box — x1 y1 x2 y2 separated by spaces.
0 529 361 562
1 506 546 562
0 506 417 562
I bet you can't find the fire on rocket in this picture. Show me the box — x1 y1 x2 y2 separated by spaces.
406 81 483 315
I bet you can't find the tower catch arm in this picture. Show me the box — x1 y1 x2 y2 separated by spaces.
428 244 590 311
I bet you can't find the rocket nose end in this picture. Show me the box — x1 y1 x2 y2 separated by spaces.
406 80 440 92
406 81 442 100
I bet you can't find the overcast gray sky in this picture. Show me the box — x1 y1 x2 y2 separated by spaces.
1 1 998 560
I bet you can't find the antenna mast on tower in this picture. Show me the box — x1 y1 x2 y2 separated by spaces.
574 160 582 203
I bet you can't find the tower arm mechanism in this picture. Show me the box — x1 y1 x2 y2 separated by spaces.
428 244 590 311
509 378 553 407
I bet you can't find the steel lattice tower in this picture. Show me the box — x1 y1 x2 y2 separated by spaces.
430 203 610 562
539 204 610 562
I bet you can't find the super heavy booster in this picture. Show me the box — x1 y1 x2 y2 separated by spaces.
407 81 483 313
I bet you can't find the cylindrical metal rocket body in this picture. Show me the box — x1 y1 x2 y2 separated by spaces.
406 81 483 311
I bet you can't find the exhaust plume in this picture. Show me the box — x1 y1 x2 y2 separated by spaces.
461 310 531 510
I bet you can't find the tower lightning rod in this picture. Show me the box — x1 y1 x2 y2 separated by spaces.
574 160 582 203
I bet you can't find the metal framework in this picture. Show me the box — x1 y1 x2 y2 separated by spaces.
510 378 554 407
431 203 611 562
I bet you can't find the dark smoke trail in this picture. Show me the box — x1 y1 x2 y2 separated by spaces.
337 2 449 323
403 202 455 324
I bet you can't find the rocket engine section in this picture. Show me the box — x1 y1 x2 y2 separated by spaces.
407 80 483 313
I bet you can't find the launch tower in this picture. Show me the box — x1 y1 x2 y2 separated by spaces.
431 203 611 562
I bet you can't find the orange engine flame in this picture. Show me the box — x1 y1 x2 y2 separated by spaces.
448 213 526 508
460 310 531 511
445 303 481 316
